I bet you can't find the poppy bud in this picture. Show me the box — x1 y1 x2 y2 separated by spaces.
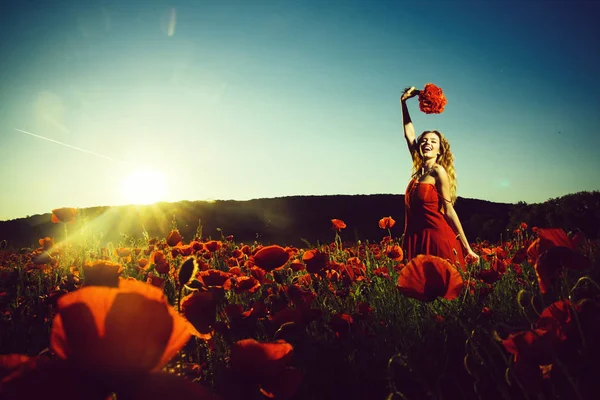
177 257 197 287
516 289 531 309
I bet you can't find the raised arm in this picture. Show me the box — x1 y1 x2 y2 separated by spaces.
400 87 419 159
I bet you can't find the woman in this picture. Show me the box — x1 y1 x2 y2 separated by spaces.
400 86 479 269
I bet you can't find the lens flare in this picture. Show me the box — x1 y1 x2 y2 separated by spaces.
167 8 177 36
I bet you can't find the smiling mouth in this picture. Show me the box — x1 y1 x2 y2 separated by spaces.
423 146 432 152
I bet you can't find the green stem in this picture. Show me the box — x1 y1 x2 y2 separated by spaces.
177 286 183 312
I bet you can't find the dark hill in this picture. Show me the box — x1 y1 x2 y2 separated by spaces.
1 191 598 250
0 194 512 249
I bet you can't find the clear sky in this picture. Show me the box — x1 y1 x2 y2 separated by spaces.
1 0 599 221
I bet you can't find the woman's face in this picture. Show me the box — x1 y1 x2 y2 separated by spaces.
419 132 441 158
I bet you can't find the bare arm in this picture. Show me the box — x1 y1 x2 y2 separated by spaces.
434 165 480 262
400 87 419 158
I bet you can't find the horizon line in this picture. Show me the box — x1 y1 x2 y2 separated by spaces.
2 190 598 222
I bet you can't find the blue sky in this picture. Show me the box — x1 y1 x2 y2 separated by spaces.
1 0 599 220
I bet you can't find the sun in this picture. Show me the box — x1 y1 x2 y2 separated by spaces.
121 168 167 205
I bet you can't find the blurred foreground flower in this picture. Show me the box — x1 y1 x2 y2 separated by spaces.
0 279 220 400
396 255 463 302
502 298 600 396
527 228 591 294
224 339 303 399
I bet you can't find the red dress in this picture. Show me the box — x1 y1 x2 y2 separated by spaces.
402 178 465 270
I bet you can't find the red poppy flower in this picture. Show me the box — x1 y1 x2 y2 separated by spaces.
233 276 261 294
286 284 316 307
372 266 391 280
6 292 215 400
511 247 527 265
294 273 312 287
476 268 501 285
527 228 575 263
502 329 557 394
197 259 210 271
378 216 396 229
289 259 305 272
82 261 123 288
150 251 169 274
536 228 573 248
331 219 346 230
396 255 464 302
502 329 556 366
180 291 216 339
385 245 404 261
225 303 245 320
204 241 222 252
154 262 170 275
137 258 149 271
224 257 238 268
114 248 131 258
252 245 290 272
250 266 268 283
228 339 303 399
240 245 251 255
285 246 299 256
535 246 592 293
480 247 494 262
51 207 77 223
172 244 194 258
418 83 447 114
50 279 193 375
526 228 591 293
536 299 577 341
348 257 367 279
189 241 204 252
228 266 242 276
231 249 243 259
229 339 293 376
38 237 54 251
196 269 232 289
146 274 165 289
394 262 406 274
166 230 183 247
329 313 353 338
302 249 329 274
491 257 508 274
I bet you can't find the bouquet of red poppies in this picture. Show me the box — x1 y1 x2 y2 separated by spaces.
417 83 447 114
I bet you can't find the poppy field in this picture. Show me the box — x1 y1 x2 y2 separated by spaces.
1 208 599 400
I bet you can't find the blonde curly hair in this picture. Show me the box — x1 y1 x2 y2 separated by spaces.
410 130 458 205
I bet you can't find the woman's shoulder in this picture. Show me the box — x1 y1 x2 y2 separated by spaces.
432 164 450 184
432 164 447 175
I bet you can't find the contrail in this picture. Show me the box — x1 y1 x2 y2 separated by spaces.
14 128 127 165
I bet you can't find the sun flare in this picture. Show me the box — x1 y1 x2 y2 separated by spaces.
121 168 167 205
